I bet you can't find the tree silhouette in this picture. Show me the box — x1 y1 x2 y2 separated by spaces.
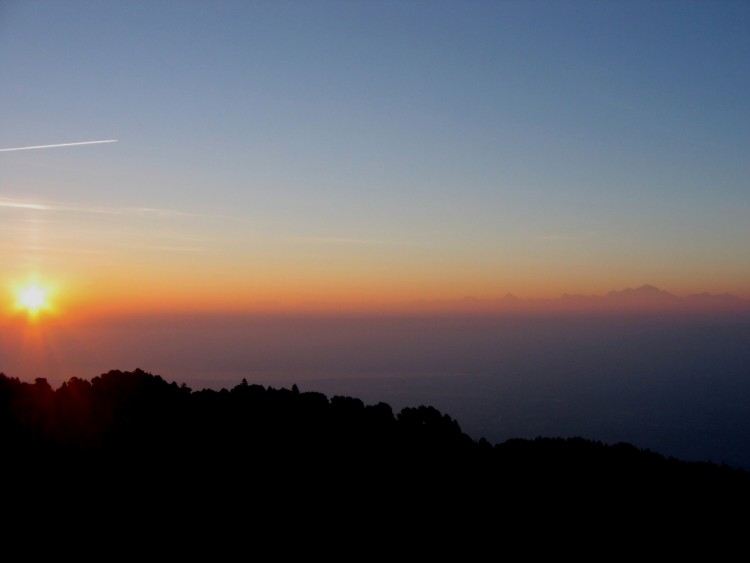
1 368 749 533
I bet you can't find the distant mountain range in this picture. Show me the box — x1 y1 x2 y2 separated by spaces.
411 285 748 313
564 284 744 306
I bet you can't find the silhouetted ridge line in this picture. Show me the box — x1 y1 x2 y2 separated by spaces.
2 369 748 522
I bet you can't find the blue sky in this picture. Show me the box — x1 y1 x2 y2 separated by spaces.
1 0 749 310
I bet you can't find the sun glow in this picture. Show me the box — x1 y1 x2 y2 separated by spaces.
16 284 51 317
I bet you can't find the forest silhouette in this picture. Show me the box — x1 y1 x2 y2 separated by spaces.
2 368 749 537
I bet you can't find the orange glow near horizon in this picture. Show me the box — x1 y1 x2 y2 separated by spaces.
14 272 746 320
4 263 749 321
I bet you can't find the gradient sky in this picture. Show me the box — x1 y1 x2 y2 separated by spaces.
2 0 749 316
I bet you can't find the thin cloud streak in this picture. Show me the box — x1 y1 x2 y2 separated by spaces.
0 199 50 210
0 243 106 255
287 236 420 247
534 232 599 242
0 196 194 219
118 243 206 253
0 139 118 152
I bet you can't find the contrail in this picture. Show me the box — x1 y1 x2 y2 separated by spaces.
0 139 118 153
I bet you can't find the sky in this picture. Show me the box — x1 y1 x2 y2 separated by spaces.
2 0 750 317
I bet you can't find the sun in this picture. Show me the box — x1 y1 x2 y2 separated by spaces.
17 284 50 316
20 286 46 311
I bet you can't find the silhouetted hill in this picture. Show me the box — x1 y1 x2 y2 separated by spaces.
2 369 749 538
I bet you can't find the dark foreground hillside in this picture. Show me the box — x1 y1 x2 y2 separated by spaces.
2 369 749 542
